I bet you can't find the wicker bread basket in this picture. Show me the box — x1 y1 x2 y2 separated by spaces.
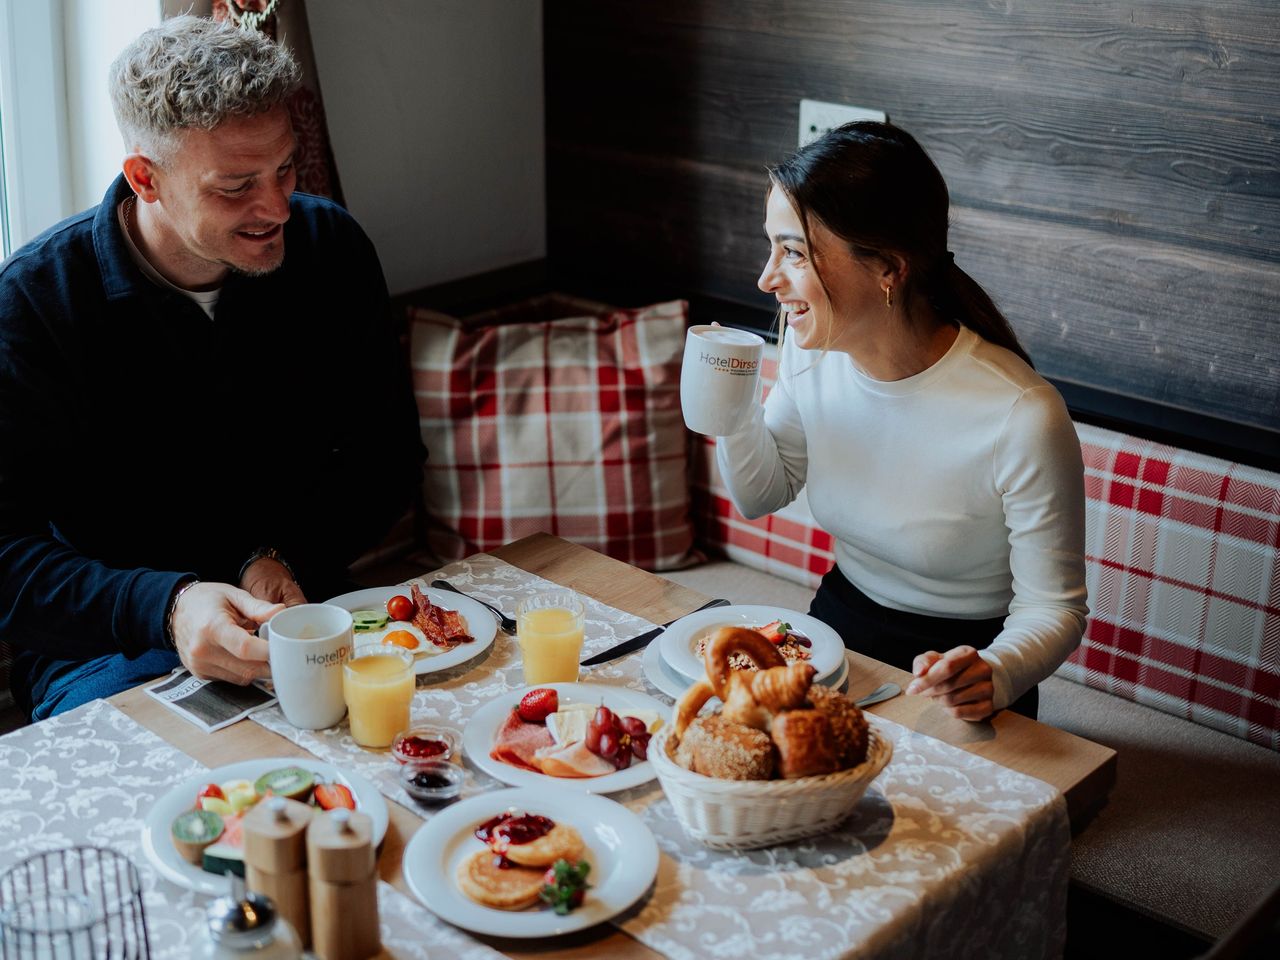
648 719 893 850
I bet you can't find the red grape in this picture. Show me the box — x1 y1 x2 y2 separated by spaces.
593 705 615 730
630 732 650 760
620 716 647 737
585 719 603 754
597 731 619 758
613 740 632 770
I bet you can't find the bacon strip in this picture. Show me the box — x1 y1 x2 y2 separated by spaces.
410 584 475 647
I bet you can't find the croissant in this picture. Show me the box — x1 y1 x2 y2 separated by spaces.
704 627 785 698
771 708 840 778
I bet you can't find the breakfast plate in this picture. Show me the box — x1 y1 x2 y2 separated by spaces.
462 682 669 794
643 633 850 700
324 585 498 676
659 604 845 685
141 757 388 896
403 785 658 938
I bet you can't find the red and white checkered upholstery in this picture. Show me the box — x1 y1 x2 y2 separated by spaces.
408 299 698 571
689 344 1280 749
1060 423 1279 750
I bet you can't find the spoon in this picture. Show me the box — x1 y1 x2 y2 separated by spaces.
430 580 517 633
853 682 901 709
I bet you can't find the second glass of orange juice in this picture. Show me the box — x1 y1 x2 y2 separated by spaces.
516 591 586 684
343 646 415 748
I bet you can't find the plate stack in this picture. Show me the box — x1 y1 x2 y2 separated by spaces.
642 604 851 699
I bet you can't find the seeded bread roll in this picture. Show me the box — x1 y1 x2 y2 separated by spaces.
673 715 775 780
807 686 870 769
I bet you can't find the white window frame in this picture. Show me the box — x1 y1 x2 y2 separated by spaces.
0 0 73 255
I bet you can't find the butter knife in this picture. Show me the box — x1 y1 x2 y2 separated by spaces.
581 598 731 666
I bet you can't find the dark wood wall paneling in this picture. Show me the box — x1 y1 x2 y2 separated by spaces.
544 0 1280 441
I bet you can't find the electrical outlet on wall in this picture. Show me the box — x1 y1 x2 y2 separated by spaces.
798 99 888 147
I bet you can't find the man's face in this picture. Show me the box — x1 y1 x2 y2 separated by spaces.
151 105 297 284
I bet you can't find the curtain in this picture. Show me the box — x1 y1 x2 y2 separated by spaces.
174 1 345 204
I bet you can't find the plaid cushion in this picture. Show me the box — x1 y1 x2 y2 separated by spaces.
1060 423 1280 750
409 299 697 571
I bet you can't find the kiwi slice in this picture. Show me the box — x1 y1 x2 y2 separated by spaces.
171 809 225 865
253 766 316 802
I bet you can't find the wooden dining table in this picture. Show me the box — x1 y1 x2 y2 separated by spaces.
109 532 1116 959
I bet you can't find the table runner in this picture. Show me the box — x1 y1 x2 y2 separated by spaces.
0 699 503 960
251 554 1071 960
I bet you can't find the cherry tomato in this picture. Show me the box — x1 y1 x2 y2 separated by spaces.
382 629 420 650
386 594 414 622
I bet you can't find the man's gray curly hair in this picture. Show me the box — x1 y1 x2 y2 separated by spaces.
109 15 300 165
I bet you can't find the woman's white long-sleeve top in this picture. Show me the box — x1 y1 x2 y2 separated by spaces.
716 326 1089 710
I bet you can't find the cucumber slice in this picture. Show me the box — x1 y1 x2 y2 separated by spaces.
351 609 389 632
254 766 316 802
171 809 224 865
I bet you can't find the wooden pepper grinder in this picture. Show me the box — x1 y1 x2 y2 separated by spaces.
306 808 380 960
242 796 314 950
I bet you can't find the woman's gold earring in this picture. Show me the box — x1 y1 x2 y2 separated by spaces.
884 286 893 309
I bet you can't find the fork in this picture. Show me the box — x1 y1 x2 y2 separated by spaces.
430 580 518 633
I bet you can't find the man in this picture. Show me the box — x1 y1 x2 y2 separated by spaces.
0 16 425 719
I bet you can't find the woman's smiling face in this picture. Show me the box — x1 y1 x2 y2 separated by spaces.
757 186 887 352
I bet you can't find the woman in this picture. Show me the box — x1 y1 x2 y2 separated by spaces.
714 122 1087 721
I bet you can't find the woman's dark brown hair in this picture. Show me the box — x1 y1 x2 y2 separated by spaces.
768 121 1033 366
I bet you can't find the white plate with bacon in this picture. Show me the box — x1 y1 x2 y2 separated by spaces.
463 683 669 793
324 584 498 676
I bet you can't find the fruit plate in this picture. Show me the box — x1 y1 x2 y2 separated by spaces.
659 604 845 685
403 785 658 938
462 682 669 794
141 757 388 896
323 585 498 676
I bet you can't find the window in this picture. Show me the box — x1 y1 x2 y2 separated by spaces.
0 0 73 258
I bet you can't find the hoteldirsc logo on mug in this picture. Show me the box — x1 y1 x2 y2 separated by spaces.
305 647 350 667
697 351 760 373
681 324 765 436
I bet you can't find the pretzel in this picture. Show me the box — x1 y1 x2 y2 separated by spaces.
673 681 716 739
704 627 785 698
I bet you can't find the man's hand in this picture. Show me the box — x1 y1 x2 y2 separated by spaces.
905 645 996 721
239 557 306 607
171 582 284 685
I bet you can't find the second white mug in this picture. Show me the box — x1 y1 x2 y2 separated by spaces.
262 603 353 730
680 324 765 436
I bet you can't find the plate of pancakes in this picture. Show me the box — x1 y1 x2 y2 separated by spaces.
402 785 659 937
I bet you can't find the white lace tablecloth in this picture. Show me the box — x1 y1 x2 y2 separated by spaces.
0 699 502 959
247 555 1070 960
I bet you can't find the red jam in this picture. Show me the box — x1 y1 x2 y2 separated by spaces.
397 736 450 760
474 813 555 847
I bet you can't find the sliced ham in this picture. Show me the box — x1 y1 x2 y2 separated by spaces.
533 740 615 778
489 709 554 772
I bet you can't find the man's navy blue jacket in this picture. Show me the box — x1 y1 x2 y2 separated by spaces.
0 175 426 699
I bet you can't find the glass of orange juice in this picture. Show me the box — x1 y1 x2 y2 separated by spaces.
343 646 415 748
516 590 586 684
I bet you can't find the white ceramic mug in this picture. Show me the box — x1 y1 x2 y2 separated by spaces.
679 325 765 436
261 604 353 730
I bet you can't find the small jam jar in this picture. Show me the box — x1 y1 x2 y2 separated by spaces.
398 760 464 808
390 727 459 765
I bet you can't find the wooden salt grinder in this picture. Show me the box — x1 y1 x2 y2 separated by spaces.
242 796 314 949
306 808 380 960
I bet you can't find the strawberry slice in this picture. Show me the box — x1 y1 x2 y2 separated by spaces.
758 620 790 644
517 688 559 724
313 783 356 810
